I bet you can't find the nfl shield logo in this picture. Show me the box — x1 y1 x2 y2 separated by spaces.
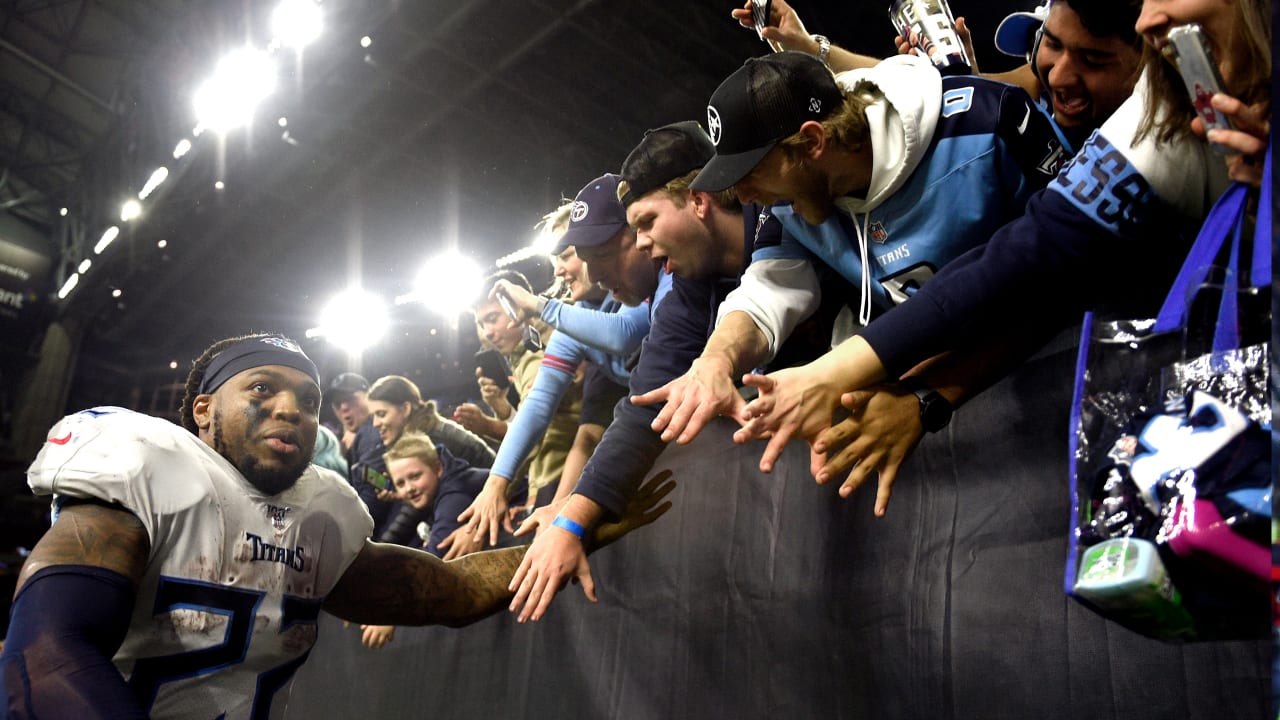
869 221 888 244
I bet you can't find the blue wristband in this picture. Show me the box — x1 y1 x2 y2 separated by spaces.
552 515 586 540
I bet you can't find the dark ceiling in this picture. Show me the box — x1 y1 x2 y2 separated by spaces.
0 0 1028 416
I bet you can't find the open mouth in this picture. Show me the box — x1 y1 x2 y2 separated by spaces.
1052 90 1089 118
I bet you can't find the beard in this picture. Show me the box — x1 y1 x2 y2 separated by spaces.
212 410 310 496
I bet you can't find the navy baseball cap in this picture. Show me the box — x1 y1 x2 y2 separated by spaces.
691 52 844 193
328 372 369 401
994 3 1049 59
554 174 629 254
618 121 716 207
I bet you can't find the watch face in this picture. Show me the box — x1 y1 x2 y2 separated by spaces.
918 390 953 433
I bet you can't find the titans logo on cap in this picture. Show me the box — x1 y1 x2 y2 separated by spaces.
570 200 589 222
260 336 304 354
707 106 722 146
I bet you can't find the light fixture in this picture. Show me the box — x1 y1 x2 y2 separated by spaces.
59 207 68 217
77 259 92 273
360 36 372 48
157 239 168 249
173 138 192 158
138 167 169 199
112 288 123 298
94 226 120 254
57 273 79 299
193 47 277 134
400 251 483 319
271 0 323 49
314 288 389 352
120 199 142 222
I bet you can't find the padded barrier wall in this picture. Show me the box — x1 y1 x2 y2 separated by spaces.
285 335 1270 719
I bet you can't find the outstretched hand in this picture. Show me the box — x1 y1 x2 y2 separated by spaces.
811 386 923 516
733 364 843 474
437 523 485 561
589 469 677 551
507 470 677 622
631 357 746 444
456 477 513 549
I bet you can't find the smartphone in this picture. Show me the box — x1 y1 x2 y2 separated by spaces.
751 0 771 40
1166 24 1234 154
363 465 393 492
495 287 519 321
474 348 512 389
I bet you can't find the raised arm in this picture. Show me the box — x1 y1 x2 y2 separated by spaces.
730 0 881 72
3 501 151 718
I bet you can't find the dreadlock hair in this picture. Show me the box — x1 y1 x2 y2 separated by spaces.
179 332 300 435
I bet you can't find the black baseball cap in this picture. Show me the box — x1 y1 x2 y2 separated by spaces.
691 52 844 193
328 372 369 402
618 121 716 207
553 174 629 254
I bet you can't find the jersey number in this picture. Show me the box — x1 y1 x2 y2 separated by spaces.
128 576 323 719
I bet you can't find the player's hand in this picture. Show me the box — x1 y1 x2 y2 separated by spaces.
730 0 813 54
360 624 396 649
491 279 540 325
508 523 593 623
630 356 746 444
437 524 485 560
589 470 676 550
812 386 923 516
1192 95 1270 187
457 476 513 548
734 363 843 473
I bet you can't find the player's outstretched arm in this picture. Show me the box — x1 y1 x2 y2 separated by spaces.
324 542 529 629
2 502 151 719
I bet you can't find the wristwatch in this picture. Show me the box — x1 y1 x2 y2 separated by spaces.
812 34 831 67
899 377 953 433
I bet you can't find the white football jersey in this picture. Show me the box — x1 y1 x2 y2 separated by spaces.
27 407 374 719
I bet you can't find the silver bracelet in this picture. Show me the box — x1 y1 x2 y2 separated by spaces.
812 34 831 67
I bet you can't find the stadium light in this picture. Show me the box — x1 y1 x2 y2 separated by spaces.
314 288 389 352
57 273 79 299
94 226 120 254
398 251 483 320
193 48 277 134
120 199 142 222
271 0 323 49
138 167 169 199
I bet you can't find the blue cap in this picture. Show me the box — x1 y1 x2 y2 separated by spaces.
994 3 1050 59
554 173 629 254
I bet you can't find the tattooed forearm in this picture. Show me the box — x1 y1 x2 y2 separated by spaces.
15 501 150 596
325 542 529 627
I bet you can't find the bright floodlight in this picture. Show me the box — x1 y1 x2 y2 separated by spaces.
400 251 483 319
173 138 192 158
77 258 92 273
57 273 79 299
94 226 120 254
193 48 277 134
272 0 323 49
316 288 389 352
120 199 142 222
138 167 169 199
